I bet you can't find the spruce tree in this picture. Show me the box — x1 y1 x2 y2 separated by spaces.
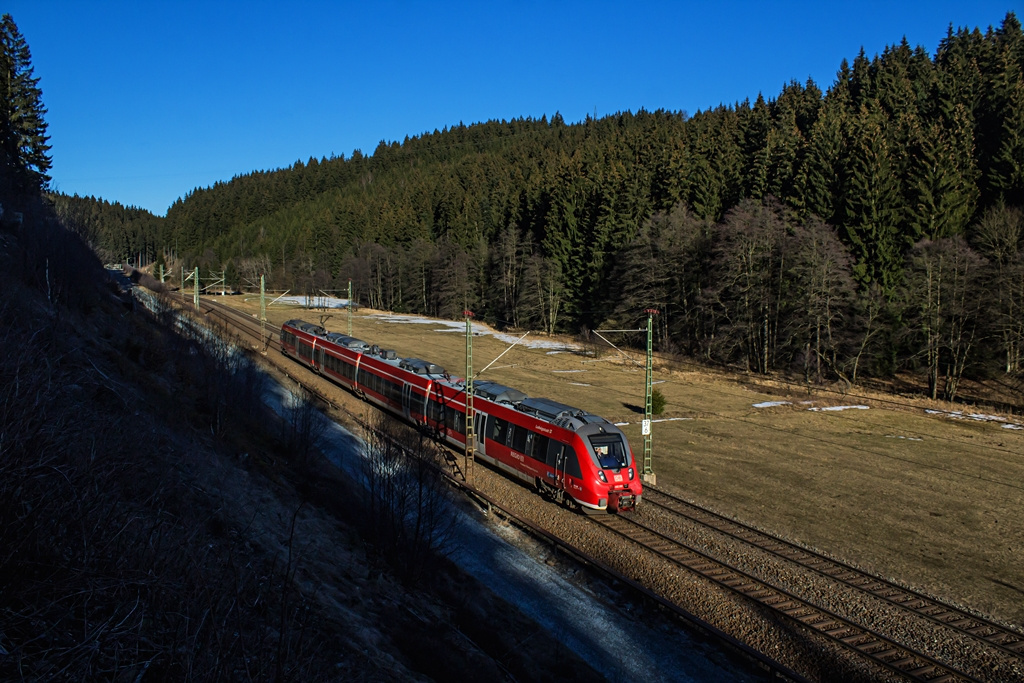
842 102 903 294
0 13 51 198
905 103 979 241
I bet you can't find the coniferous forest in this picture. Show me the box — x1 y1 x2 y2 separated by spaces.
53 13 1024 401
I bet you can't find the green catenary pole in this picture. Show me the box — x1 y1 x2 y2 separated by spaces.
464 310 475 483
260 273 267 349
643 308 659 485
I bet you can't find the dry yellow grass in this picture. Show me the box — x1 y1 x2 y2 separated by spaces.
231 296 1024 628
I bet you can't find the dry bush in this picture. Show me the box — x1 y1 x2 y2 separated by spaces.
361 415 459 583
284 387 328 466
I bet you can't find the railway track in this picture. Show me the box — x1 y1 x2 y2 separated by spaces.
168 296 1012 682
642 487 1024 662
593 510 974 682
173 296 806 679
192 296 282 352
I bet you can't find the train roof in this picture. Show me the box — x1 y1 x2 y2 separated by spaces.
368 345 398 360
289 320 327 336
516 396 611 431
517 396 581 420
324 333 370 351
473 380 527 405
284 319 616 432
398 357 446 376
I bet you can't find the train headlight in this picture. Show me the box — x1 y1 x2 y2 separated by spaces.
598 470 608 483
628 467 635 480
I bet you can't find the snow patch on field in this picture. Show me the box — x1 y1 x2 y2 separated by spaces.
753 401 791 408
367 313 580 351
276 294 353 308
925 409 1024 430
809 405 869 412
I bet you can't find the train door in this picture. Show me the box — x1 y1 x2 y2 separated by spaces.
480 415 494 458
401 383 414 421
548 441 567 499
473 413 485 454
313 341 324 372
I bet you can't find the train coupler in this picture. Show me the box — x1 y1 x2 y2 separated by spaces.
608 489 637 513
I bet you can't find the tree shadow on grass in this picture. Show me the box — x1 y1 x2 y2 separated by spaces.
622 402 644 415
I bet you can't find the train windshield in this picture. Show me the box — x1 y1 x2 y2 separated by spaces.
588 434 629 469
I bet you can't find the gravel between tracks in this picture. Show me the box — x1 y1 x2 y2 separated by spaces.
462 462 1024 683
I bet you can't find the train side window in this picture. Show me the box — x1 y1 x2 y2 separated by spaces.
491 417 508 445
564 449 583 478
511 425 528 453
445 406 465 434
532 434 549 462
546 441 564 468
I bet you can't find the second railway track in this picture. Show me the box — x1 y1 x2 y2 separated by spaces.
594 510 972 682
642 487 1024 661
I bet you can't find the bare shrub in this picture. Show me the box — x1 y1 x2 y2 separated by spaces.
284 387 327 465
361 414 459 582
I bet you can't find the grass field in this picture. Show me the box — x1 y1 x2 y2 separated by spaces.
229 296 1024 628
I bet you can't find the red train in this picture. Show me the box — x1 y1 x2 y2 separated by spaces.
280 319 642 512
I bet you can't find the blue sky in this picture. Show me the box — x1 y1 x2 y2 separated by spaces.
9 1 1021 216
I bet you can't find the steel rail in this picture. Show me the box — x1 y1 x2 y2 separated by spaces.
592 512 975 683
642 486 1024 661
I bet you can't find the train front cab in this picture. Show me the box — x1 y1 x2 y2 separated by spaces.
570 423 642 513
474 403 641 514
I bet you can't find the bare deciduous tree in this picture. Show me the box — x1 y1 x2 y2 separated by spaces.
974 204 1024 374
786 217 857 384
519 254 564 335
903 236 987 401
708 197 789 373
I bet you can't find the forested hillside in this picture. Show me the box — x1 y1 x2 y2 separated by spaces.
55 13 1024 400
